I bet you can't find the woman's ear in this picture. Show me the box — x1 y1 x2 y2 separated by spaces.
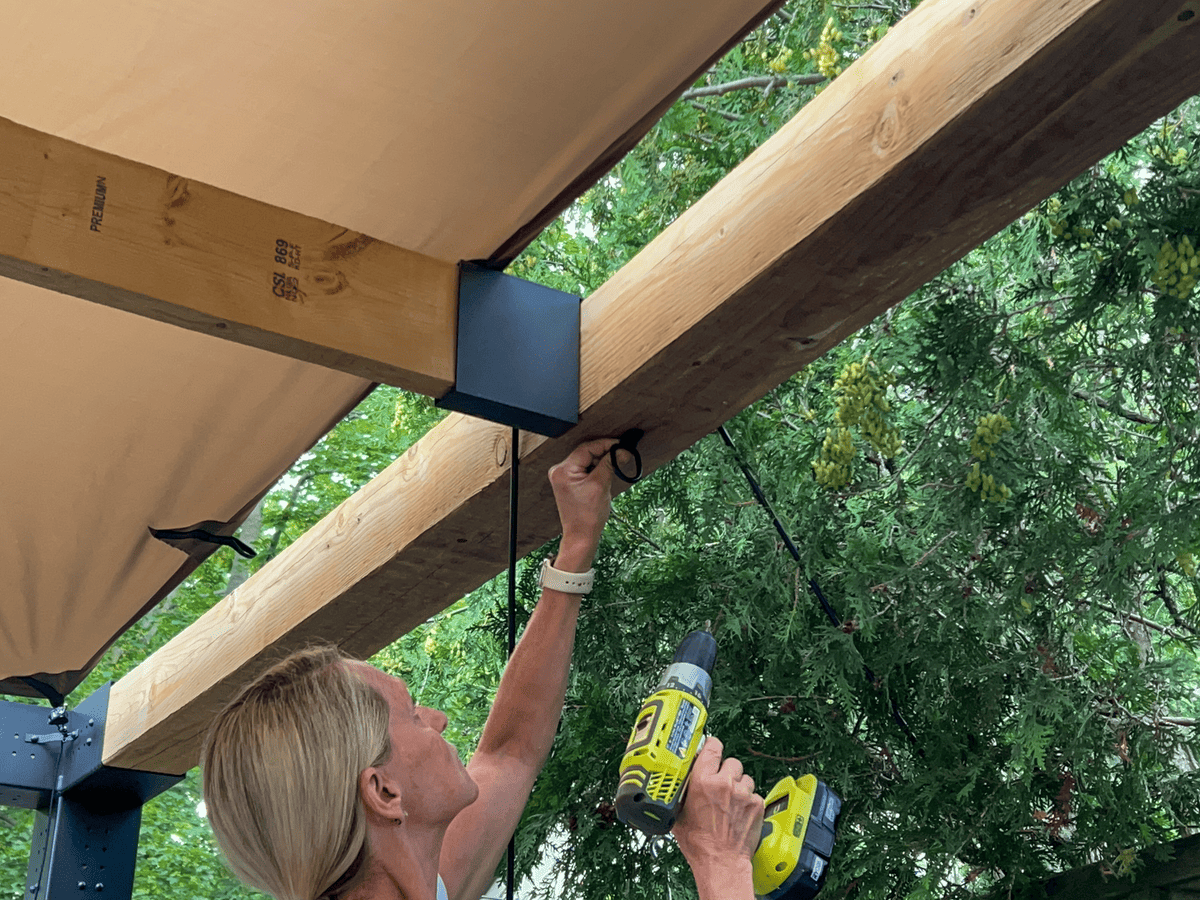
359 766 406 823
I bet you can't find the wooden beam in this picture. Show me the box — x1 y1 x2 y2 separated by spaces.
0 116 457 397
1011 833 1200 900
102 0 1200 775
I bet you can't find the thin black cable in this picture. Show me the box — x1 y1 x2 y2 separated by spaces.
716 425 921 752
509 427 519 659
506 426 519 900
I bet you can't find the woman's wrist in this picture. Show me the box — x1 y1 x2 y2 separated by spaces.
687 854 756 900
553 536 598 573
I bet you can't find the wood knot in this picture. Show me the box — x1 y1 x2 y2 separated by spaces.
962 4 978 25
311 270 349 295
872 99 904 157
493 431 510 468
325 231 375 261
165 175 191 209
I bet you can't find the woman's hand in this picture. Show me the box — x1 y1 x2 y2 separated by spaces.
673 737 765 900
547 438 619 571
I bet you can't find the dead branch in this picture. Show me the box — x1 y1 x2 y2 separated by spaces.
1155 572 1200 636
1091 600 1190 643
913 531 957 567
687 100 742 122
747 747 818 763
682 74 825 101
610 510 665 553
1071 389 1159 426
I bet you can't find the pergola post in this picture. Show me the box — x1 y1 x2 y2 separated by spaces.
2 686 181 900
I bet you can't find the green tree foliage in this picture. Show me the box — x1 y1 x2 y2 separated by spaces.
4 3 1199 899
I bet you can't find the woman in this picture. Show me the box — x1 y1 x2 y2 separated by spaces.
201 439 763 900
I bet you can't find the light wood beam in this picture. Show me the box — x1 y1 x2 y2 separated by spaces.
0 116 457 397
102 0 1200 774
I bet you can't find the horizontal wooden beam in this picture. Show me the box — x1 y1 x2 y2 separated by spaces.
103 0 1200 774
0 116 458 397
1020 833 1200 900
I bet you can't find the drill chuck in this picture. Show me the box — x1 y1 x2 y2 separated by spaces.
661 629 717 703
671 629 718 671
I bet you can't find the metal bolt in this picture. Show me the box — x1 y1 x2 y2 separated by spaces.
77 882 86 890
94 885 103 893
28 883 38 894
85 738 92 745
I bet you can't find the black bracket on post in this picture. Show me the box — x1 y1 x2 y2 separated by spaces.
435 262 580 437
2 683 183 900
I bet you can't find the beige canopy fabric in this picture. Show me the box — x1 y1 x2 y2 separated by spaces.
0 292 371 698
0 0 780 697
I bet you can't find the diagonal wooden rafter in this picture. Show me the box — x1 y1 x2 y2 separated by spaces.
101 0 1200 775
0 116 459 398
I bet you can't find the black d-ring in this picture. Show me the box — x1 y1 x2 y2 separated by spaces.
611 428 645 484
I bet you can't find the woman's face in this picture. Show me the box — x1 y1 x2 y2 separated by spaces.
353 663 479 825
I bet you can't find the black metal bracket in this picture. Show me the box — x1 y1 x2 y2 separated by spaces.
435 263 580 437
3 684 183 900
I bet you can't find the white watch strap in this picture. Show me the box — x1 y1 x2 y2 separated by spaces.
539 557 595 594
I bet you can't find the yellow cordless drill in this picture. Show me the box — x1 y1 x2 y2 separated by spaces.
615 630 840 900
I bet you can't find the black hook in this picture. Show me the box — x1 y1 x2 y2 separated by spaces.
611 428 645 484
149 527 258 559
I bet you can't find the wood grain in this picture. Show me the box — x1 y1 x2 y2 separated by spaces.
104 0 1200 774
0 116 458 397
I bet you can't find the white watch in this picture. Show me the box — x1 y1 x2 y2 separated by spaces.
538 557 595 595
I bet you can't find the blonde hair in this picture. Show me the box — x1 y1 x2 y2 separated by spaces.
200 646 391 900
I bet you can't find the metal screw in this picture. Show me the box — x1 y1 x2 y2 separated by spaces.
85 738 92 745
28 883 38 894
94 885 103 892
77 882 86 890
